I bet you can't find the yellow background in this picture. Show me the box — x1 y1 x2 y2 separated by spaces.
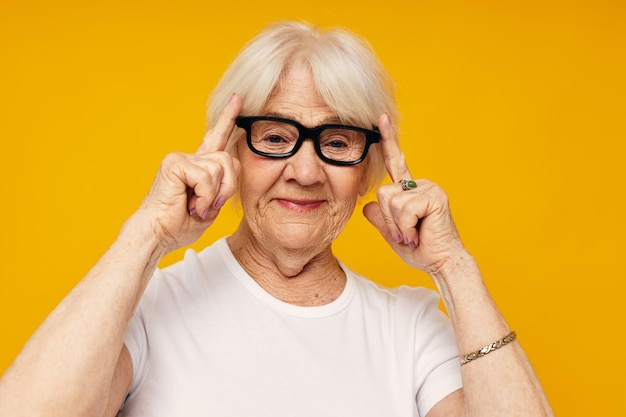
1 0 624 414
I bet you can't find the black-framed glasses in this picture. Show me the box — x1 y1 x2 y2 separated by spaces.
236 116 380 166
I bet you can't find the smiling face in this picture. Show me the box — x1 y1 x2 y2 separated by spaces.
235 62 368 253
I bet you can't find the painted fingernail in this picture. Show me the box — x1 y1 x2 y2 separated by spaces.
392 232 402 243
387 113 392 124
408 242 417 250
189 208 197 216
201 208 209 220
215 197 226 209
228 92 235 103
403 235 410 245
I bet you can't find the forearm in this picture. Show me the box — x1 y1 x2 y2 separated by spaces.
431 250 553 417
0 212 167 417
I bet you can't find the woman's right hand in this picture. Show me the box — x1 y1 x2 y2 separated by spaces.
0 97 243 417
133 93 242 253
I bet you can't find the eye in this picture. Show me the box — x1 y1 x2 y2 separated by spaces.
320 131 355 150
264 134 288 144
250 121 299 154
259 132 295 149
327 139 348 148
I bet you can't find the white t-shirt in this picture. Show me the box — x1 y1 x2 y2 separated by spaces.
122 238 462 417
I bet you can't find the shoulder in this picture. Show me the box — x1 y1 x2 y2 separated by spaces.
160 237 229 279
347 266 441 307
140 238 231 308
343 265 444 324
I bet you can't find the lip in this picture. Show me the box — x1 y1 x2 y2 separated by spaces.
274 198 326 212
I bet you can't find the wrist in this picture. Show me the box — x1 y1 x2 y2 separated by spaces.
117 210 170 261
427 249 489 321
428 249 511 352
428 248 480 284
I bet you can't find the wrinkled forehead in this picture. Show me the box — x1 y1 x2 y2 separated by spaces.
265 60 370 130
262 67 341 127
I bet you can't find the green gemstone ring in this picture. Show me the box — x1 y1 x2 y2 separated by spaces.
399 179 417 191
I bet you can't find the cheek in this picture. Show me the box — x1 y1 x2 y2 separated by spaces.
237 152 282 207
239 166 274 200
238 141 263 185
326 168 364 224
329 165 365 198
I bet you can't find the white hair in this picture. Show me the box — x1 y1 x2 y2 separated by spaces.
207 21 398 189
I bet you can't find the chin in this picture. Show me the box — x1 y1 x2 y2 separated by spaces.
269 224 335 252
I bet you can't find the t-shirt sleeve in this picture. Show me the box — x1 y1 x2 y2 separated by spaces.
405 289 463 416
123 305 149 401
122 269 163 404
416 354 462 415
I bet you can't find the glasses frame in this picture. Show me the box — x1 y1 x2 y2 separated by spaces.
235 116 380 166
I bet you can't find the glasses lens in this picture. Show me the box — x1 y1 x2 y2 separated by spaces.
319 128 367 163
250 120 299 155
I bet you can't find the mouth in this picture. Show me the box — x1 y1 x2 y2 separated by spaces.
274 198 326 213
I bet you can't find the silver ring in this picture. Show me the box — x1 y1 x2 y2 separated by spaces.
399 179 417 191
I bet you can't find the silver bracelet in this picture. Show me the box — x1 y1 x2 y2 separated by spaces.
459 331 517 366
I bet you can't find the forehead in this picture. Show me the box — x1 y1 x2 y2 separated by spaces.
263 63 339 126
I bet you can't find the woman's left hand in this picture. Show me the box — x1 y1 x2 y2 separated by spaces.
363 114 466 274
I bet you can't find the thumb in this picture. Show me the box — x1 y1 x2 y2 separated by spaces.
363 201 392 242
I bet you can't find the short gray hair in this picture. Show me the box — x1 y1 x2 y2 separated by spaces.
207 21 398 189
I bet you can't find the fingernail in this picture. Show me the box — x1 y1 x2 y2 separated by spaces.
408 242 417 250
189 208 197 216
392 232 402 243
386 113 392 124
215 197 226 209
403 235 410 245
201 208 209 220
228 93 235 103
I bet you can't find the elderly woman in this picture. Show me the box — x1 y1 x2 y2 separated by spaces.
0 22 552 417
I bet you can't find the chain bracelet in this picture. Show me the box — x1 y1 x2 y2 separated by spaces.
459 331 517 366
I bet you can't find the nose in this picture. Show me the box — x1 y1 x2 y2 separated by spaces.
283 139 326 186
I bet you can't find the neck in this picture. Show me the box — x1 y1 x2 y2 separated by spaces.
227 222 346 306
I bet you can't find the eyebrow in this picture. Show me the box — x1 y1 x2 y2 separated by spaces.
265 111 343 126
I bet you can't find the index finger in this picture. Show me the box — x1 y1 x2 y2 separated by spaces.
196 93 243 155
378 113 412 183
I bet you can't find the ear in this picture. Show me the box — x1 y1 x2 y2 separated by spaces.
358 162 371 196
